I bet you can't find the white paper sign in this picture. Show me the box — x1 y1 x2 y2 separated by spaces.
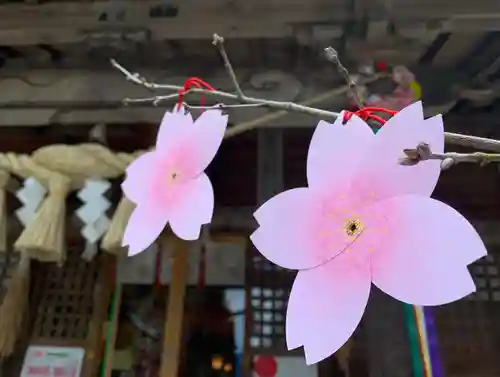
20 346 85 377
252 356 317 377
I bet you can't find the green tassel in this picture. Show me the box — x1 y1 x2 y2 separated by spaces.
404 304 425 377
99 283 120 377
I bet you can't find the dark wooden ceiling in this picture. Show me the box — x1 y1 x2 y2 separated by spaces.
1 0 500 132
0 0 499 114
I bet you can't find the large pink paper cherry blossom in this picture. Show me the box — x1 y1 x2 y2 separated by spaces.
250 101 487 365
122 106 228 256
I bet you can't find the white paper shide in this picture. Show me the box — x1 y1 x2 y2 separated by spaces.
15 177 47 226
76 178 111 260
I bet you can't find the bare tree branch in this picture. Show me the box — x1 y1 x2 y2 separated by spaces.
110 56 349 120
324 46 363 109
401 143 500 169
212 34 245 99
111 34 500 156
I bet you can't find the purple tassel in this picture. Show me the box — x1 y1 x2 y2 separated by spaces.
423 307 444 377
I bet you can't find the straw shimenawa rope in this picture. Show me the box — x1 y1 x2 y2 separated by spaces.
100 196 135 255
0 153 72 264
0 144 138 358
0 170 9 253
0 168 28 359
0 169 30 359
0 256 30 359
30 143 140 255
0 144 137 262
0 143 143 261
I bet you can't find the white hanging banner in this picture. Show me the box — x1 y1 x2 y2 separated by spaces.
20 346 85 377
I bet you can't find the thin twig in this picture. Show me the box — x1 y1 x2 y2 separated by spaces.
320 54 499 169
432 152 500 169
111 58 366 119
400 143 500 168
212 34 244 99
184 102 265 110
111 37 500 154
324 47 363 109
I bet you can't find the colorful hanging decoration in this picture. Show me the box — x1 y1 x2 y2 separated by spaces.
366 65 421 110
250 101 487 365
121 101 228 255
405 305 444 377
350 64 422 111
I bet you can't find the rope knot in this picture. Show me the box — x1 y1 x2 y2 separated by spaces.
0 170 10 188
49 175 72 197
343 106 397 128
177 77 216 111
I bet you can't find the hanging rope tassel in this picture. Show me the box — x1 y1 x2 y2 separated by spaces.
343 106 397 127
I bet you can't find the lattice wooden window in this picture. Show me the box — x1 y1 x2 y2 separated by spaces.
246 249 295 355
30 246 100 343
467 253 500 302
435 251 500 377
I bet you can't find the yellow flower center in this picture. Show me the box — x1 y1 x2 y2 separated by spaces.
168 171 179 183
344 218 364 237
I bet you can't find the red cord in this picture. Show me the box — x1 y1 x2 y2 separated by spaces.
343 106 397 127
177 77 216 111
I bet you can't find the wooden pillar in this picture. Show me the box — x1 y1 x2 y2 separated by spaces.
159 237 189 377
257 129 284 203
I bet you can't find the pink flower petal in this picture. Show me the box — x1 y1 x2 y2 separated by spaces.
286 251 371 364
251 188 353 270
364 195 486 306
122 152 158 203
122 202 169 256
156 106 193 152
355 102 444 200
307 113 374 189
169 173 214 240
186 109 228 175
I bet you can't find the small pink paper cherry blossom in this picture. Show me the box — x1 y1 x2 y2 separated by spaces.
250 101 487 365
122 106 228 256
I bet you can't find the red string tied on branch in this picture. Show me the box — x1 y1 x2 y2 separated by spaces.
343 106 397 127
177 77 216 111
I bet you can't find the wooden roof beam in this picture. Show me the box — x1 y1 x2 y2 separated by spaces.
0 0 351 45
365 1 392 42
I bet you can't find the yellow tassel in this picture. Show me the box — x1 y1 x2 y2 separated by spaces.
0 170 10 253
15 176 71 265
0 256 30 358
101 196 135 255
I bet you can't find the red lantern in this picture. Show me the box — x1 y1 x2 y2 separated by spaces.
254 356 278 377
375 61 388 72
